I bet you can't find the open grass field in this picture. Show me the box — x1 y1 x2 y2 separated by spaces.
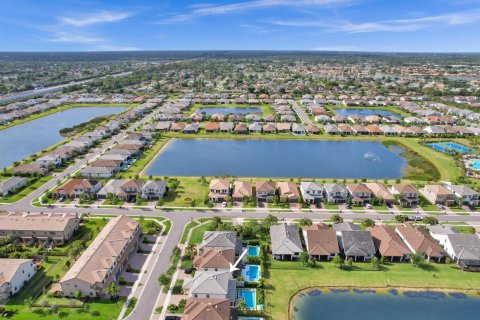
265 260 480 320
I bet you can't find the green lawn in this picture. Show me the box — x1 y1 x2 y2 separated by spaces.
0 176 53 203
188 222 214 245
162 177 209 207
266 260 480 320
180 220 199 244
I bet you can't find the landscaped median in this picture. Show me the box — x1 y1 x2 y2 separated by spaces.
266 260 480 320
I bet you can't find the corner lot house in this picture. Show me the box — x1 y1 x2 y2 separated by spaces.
300 182 323 205
59 216 141 297
52 178 102 199
340 231 376 262
302 224 340 261
0 177 27 197
198 231 242 255
368 225 411 262
444 234 480 271
396 223 447 262
0 213 80 243
208 179 231 203
0 259 36 299
270 224 303 260
193 248 235 272
420 185 456 206
183 298 235 320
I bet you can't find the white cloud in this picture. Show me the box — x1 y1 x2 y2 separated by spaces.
47 32 103 44
59 11 133 27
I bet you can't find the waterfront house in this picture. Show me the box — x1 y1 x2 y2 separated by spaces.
340 231 376 262
0 259 36 300
443 184 480 207
429 225 458 247
365 125 382 135
11 163 48 176
183 123 200 134
390 184 419 207
338 124 354 135
59 216 141 297
351 125 369 135
208 179 231 203
276 122 291 133
277 182 300 203
193 248 235 272
183 298 235 320
0 177 27 197
364 183 395 205
232 181 253 202
444 234 480 271
205 122 220 132
0 212 80 243
198 231 242 255
292 123 306 135
89 159 123 172
79 166 116 178
395 223 447 262
299 181 324 205
305 124 320 134
255 181 277 202
248 122 262 133
323 183 349 203
262 123 277 133
347 184 372 205
183 270 237 302
233 123 248 134
270 224 303 260
367 225 411 262
170 122 186 132
323 124 341 135
419 185 456 206
219 122 234 133
53 179 102 199
302 226 340 261
211 114 226 122
333 222 361 237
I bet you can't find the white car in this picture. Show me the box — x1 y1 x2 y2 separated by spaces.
221 202 228 207
365 204 373 209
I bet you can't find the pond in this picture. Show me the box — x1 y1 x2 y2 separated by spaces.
146 139 407 178
335 108 401 118
195 107 262 115
294 289 480 320
0 106 127 169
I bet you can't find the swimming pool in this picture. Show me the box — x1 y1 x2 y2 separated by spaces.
247 246 260 257
242 264 261 282
427 141 470 154
472 160 480 170
238 289 257 309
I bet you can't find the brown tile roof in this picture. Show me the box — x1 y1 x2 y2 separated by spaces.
368 225 410 257
392 184 418 194
205 122 220 131
232 181 253 198
365 125 382 133
256 180 276 192
56 179 99 194
277 182 299 199
302 223 329 231
193 248 235 270
364 183 394 201
209 179 231 191
396 223 446 258
184 298 232 320
303 229 340 256
347 184 372 194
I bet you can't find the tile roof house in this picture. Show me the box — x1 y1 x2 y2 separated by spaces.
183 298 235 320
198 231 242 255
205 122 220 132
367 225 411 262
347 184 373 204
193 248 235 272
256 181 276 202
299 181 323 205
444 234 480 271
232 181 253 202
323 183 348 203
208 179 231 203
444 184 480 207
390 184 419 207
395 223 447 262
183 270 237 302
277 182 300 203
419 185 456 206
364 183 395 204
53 178 102 199
59 216 141 297
270 224 303 261
302 226 340 261
0 259 36 300
340 231 376 262
333 222 361 236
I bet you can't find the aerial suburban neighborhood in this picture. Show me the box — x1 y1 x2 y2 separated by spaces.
2 1 480 320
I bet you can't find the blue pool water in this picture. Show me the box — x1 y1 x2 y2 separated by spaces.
472 160 480 170
242 264 261 282
238 289 257 309
428 141 470 154
247 246 260 257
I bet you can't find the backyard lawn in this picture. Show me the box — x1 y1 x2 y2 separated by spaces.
265 260 480 320
0 176 53 203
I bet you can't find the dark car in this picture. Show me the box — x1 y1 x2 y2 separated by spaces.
165 316 180 320
184 267 194 274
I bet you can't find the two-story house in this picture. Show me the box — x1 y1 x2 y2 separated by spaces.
256 181 277 202
323 183 349 203
300 182 324 205
390 184 419 207
208 179 231 203
444 184 480 207
347 184 373 205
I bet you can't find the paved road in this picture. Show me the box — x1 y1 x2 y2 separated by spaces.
289 99 312 125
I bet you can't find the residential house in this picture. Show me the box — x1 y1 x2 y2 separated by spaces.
323 183 349 203
395 223 447 262
367 225 411 262
219 122 234 133
233 123 248 134
232 181 253 202
0 212 80 243
198 231 242 255
347 184 373 205
420 185 456 206
305 124 320 134
299 181 323 205
444 234 480 271
59 216 141 297
79 166 116 178
183 123 200 134
333 222 360 237
302 225 340 261
277 182 300 203
262 123 276 134
208 179 231 203
53 179 102 199
183 298 236 320
0 259 36 299
248 123 262 133
429 225 458 247
340 231 376 262
292 123 306 135
270 224 303 260
444 184 480 207
193 248 235 272
390 184 419 207
255 181 276 202
0 177 27 197
183 270 236 302
205 122 220 133
11 163 48 176
364 183 395 205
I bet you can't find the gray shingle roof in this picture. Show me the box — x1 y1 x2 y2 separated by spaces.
341 231 376 257
270 224 303 255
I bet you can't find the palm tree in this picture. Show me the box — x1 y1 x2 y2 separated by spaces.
107 282 119 299
185 244 197 259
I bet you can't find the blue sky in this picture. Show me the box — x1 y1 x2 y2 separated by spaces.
1 0 480 52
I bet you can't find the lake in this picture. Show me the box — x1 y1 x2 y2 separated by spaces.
0 106 127 169
335 108 401 118
294 290 480 320
146 139 407 178
195 107 262 115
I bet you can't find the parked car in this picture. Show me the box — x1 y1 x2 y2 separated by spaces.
365 204 373 209
221 202 228 207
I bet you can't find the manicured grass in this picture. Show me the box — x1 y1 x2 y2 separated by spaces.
0 176 53 203
417 195 441 213
266 260 480 320
162 177 209 208
180 220 200 244
188 222 214 245
120 137 170 178
453 226 477 234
